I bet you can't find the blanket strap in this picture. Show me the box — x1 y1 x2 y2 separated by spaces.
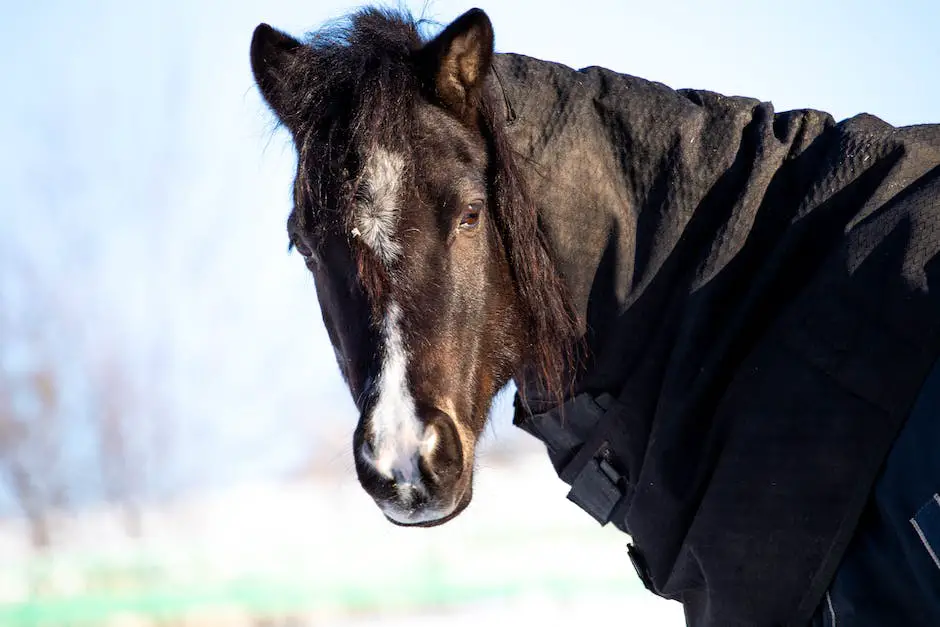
513 392 657 592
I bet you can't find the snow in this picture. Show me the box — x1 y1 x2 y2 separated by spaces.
0 453 684 625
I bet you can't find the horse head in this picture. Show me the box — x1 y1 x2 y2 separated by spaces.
250 7 578 526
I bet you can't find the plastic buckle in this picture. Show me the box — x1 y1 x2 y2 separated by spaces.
565 443 625 525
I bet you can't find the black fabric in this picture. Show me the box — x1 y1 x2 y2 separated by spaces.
808 357 940 627
496 52 940 626
515 393 637 526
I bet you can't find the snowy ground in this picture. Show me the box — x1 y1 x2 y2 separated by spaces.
325 601 679 627
334 596 683 627
0 451 685 626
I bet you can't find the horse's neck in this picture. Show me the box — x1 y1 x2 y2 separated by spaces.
494 52 832 399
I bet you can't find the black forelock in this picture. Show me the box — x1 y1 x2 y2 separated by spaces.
278 8 432 241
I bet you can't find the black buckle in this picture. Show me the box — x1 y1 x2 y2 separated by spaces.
562 441 627 525
516 392 632 526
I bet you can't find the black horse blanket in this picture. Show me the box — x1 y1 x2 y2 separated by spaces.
501 52 940 626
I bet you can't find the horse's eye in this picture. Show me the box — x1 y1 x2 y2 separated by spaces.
459 200 483 231
291 238 314 259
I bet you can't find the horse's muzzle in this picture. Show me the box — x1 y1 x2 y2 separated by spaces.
353 406 473 526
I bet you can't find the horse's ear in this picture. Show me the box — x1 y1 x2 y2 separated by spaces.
417 8 494 122
250 23 303 120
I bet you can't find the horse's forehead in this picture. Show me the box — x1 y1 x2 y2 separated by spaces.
347 107 486 265
354 146 406 265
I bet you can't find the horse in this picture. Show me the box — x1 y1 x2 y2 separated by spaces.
250 7 940 626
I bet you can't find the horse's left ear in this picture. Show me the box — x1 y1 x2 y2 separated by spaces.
418 8 494 122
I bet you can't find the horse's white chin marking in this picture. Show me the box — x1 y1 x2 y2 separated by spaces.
356 147 404 264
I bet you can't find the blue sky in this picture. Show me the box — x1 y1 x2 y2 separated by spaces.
0 0 937 505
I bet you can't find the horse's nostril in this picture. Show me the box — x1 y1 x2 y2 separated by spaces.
418 410 464 484
360 437 377 464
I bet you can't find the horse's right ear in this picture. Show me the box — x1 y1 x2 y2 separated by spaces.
250 23 303 120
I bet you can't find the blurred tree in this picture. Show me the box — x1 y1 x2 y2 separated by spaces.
93 354 143 538
0 256 68 549
0 243 169 546
88 339 175 539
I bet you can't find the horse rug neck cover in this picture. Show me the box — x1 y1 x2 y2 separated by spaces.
501 52 940 627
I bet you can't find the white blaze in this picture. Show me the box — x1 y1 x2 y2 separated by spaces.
367 301 423 483
355 147 459 525
362 303 456 525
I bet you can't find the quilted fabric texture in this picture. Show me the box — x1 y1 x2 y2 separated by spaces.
499 52 940 626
